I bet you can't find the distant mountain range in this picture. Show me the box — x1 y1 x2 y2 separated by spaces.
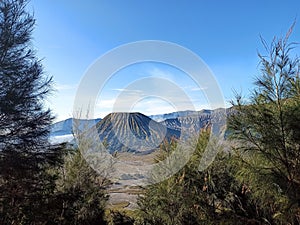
148 109 212 122
51 118 100 135
49 118 101 144
50 109 229 152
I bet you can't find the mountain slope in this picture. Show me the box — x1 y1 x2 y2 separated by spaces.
96 112 180 153
159 108 229 138
50 118 101 144
50 118 102 136
49 108 230 146
149 109 212 122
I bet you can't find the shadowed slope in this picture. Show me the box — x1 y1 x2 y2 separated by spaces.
96 112 180 153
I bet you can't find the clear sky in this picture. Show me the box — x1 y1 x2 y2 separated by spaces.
29 0 300 121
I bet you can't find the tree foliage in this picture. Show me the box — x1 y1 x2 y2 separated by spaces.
54 149 109 225
136 28 300 225
228 27 300 224
0 0 65 224
0 1 110 224
1 1 300 224
136 131 262 225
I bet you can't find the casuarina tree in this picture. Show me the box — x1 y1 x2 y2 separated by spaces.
0 0 64 224
228 26 300 224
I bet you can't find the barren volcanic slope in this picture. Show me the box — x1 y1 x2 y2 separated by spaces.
159 109 212 133
159 108 229 138
96 112 180 154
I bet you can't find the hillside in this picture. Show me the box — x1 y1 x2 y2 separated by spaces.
50 118 102 143
49 109 230 146
96 112 180 154
149 109 211 122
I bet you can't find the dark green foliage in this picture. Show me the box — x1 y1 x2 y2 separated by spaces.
137 131 263 225
136 29 300 224
0 1 110 224
1 0 300 224
228 27 300 224
0 0 66 224
55 149 109 225
108 210 135 225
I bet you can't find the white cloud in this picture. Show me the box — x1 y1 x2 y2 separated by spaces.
111 88 143 94
97 99 117 109
95 95 205 118
181 85 208 92
92 65 224 118
190 86 208 91
147 67 175 80
146 66 210 93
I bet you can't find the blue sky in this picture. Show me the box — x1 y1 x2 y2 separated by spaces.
29 0 300 121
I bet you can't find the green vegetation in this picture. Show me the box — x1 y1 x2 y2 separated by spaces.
227 26 300 224
0 1 109 224
0 0 300 224
132 27 300 225
54 149 109 225
132 29 300 225
135 131 257 225
0 0 65 223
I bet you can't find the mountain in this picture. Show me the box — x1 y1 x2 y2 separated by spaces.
159 110 211 131
50 118 73 136
158 108 228 137
51 118 102 136
159 118 181 131
149 109 212 122
96 112 180 154
49 108 230 146
50 118 101 144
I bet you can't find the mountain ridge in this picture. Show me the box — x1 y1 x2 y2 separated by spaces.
50 108 230 149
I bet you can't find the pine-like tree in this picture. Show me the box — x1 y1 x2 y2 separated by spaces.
55 149 109 225
137 131 253 225
228 27 300 224
0 0 63 223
